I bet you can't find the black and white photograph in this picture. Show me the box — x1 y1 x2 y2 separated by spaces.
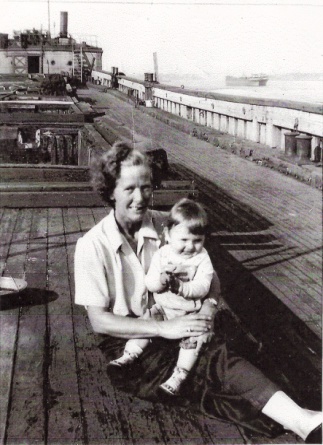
0 0 322 444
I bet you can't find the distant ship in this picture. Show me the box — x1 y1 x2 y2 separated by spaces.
225 75 268 87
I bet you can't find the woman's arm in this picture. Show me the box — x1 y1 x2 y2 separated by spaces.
87 306 212 340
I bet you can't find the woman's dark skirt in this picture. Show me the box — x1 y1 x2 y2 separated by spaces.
98 310 284 438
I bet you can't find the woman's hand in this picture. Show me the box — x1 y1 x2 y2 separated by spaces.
156 313 212 340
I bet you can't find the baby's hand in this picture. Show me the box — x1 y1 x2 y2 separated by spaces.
169 275 181 294
159 264 177 289
162 263 177 274
160 271 171 287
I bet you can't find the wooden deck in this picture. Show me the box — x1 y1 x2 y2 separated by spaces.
0 88 321 444
0 205 308 445
0 206 244 445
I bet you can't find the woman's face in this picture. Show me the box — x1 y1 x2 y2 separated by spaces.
112 164 152 225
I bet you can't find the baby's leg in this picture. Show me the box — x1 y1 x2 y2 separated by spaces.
117 304 165 355
108 338 148 367
160 346 199 395
109 307 160 367
125 338 150 353
177 346 198 372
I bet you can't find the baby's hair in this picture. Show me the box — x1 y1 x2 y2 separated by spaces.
167 198 208 235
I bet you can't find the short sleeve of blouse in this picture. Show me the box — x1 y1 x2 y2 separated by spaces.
74 236 110 308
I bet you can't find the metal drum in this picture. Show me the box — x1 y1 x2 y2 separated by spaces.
296 135 312 161
284 131 299 156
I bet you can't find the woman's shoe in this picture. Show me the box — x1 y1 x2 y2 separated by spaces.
305 424 322 444
159 367 188 396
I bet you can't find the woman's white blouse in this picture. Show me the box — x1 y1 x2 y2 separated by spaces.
74 209 167 316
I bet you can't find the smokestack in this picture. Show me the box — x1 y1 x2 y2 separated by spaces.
153 52 158 83
60 11 68 38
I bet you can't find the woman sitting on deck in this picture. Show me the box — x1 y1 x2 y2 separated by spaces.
74 141 322 444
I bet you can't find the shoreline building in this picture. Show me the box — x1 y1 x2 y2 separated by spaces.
0 12 103 80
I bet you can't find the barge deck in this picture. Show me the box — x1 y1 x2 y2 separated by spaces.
0 87 321 444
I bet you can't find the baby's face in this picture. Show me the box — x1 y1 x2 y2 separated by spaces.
167 223 205 259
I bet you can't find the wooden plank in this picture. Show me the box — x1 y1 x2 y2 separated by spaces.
151 189 198 207
73 296 203 445
0 191 105 208
0 183 92 192
0 113 84 124
4 209 33 277
65 209 127 444
173 164 322 338
0 208 37 443
0 165 90 183
92 207 110 225
108 386 168 445
0 210 29 443
210 246 322 406
0 209 34 443
46 208 85 443
227 245 321 311
0 100 74 106
227 242 322 290
62 208 83 276
0 188 197 209
0 311 19 445
72 287 128 443
7 210 50 444
0 209 19 275
222 237 321 327
5 276 48 445
77 208 96 233
160 180 195 189
172 153 321 250
5 208 48 443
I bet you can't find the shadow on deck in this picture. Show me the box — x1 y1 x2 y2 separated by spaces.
170 162 322 407
0 161 321 444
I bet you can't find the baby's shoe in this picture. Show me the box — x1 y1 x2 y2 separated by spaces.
109 351 139 367
160 367 188 395
109 344 143 368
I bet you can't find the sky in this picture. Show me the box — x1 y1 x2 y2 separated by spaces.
0 0 322 80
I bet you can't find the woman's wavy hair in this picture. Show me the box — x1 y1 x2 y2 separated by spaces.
167 198 208 235
90 141 151 206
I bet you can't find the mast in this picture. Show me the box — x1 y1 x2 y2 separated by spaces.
47 0 51 38
72 40 75 77
40 25 44 74
80 43 83 83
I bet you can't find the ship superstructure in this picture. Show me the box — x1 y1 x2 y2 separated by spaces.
0 12 103 81
225 75 268 87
